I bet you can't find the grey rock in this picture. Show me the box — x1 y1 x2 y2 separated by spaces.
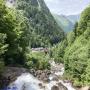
51 85 59 90
58 82 68 90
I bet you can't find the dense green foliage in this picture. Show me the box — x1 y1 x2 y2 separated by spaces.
0 0 8 72
0 1 29 66
51 39 67 63
0 33 7 73
64 6 90 86
25 51 50 70
0 0 64 73
16 0 65 47
52 6 90 86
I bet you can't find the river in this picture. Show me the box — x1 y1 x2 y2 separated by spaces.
8 61 76 90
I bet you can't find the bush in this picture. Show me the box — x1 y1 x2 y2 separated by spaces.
25 52 50 70
51 39 68 63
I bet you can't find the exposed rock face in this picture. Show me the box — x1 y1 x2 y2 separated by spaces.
0 75 10 89
0 67 28 89
0 67 51 89
58 82 68 90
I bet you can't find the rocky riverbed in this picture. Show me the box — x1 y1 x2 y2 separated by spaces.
1 61 90 90
4 61 75 90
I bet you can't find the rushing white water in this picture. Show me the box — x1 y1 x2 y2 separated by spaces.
8 61 76 90
9 73 43 90
6 0 16 8
55 67 64 76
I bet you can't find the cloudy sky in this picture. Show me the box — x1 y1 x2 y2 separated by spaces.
44 0 90 15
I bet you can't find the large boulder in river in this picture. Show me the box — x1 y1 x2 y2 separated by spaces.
58 82 68 90
52 75 59 81
38 83 45 89
51 85 59 90
51 82 68 90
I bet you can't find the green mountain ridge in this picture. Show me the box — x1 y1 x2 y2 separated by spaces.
6 0 65 47
53 14 75 32
15 0 65 47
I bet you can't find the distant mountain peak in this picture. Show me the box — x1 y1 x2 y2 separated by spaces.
52 13 75 32
67 14 80 24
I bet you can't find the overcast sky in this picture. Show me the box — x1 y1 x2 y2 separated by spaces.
44 0 90 15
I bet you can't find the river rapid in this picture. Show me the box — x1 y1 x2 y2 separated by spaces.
8 61 76 90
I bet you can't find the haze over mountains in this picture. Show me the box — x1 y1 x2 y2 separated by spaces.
52 14 80 32
67 14 80 24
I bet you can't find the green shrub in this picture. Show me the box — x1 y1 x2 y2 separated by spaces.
25 52 50 70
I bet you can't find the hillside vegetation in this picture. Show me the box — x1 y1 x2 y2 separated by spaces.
0 0 65 77
16 0 65 47
52 6 90 86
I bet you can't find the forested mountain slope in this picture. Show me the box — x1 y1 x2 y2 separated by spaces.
52 6 90 86
15 0 65 47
